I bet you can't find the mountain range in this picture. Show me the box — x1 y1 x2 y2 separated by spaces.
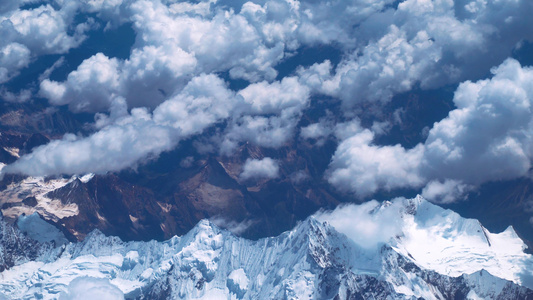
1 196 532 299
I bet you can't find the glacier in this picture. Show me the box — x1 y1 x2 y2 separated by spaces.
0 196 532 299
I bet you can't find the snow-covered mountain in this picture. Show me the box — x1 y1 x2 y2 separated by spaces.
1 196 532 299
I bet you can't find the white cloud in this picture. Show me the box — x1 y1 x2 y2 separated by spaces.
238 77 309 115
6 72 311 177
39 47 198 113
33 0 406 113
0 3 90 83
40 53 122 110
210 216 256 235
239 157 279 181
38 56 65 82
0 87 31 103
0 43 30 83
59 277 124 300
4 4 85 54
314 200 403 249
327 59 533 201
421 179 473 204
5 74 235 177
222 115 296 152
153 74 235 135
325 27 441 108
3 109 177 177
300 115 335 145
422 59 533 184
220 77 310 153
327 128 425 197
300 0 533 110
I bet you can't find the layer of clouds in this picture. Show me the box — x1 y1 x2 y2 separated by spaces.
3 71 311 177
4 74 234 177
2 0 533 204
4 108 177 177
33 0 420 113
59 277 124 300
4 0 533 104
327 59 533 202
300 0 533 109
239 157 279 181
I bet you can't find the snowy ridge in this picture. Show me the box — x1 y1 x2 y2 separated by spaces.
0 196 532 299
392 196 532 284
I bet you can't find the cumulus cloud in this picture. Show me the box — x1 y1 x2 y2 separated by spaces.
0 3 90 83
153 74 236 135
38 0 299 113
39 47 197 113
301 0 533 110
421 179 474 204
421 59 533 184
323 26 441 108
300 114 336 146
314 200 403 249
40 53 121 110
33 0 419 113
0 43 31 83
59 277 124 300
4 4 86 54
0 87 31 103
220 76 310 153
327 59 533 201
239 157 279 181
327 128 425 197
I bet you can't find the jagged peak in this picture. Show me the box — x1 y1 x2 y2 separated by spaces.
503 225 520 239
193 219 224 233
286 216 332 241
81 228 123 246
184 219 227 246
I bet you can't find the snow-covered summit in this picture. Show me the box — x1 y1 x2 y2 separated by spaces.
0 196 532 299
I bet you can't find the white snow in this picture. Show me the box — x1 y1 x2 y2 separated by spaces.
0 175 80 222
79 173 95 183
3 147 20 158
395 197 533 286
228 269 249 290
467 290 483 300
16 213 68 244
318 195 533 289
